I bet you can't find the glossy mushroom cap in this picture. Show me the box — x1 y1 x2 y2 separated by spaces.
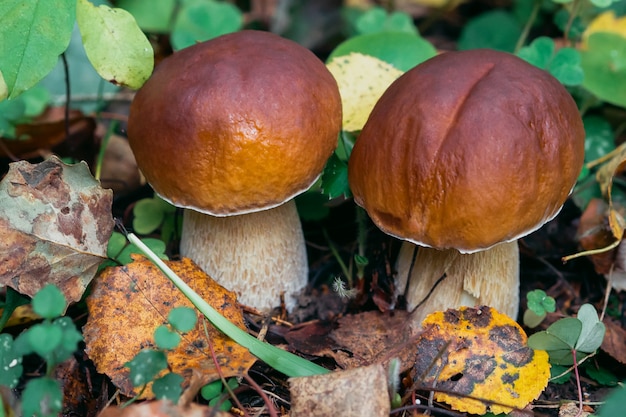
349 49 585 253
128 30 342 216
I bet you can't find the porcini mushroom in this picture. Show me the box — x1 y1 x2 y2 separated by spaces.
127 30 342 312
348 49 585 326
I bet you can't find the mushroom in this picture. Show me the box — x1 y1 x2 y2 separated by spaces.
127 30 342 312
348 49 585 326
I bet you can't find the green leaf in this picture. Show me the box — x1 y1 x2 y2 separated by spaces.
528 317 581 354
117 0 175 33
0 70 7 101
115 237 168 264
526 289 555 315
28 323 63 356
125 349 168 387
523 308 546 328
517 36 554 69
171 0 242 51
154 325 181 350
328 31 436 72
584 115 615 162
76 0 154 90
295 191 331 222
458 10 521 52
517 37 583 86
168 306 197 333
0 334 23 388
107 231 129 260
581 32 626 108
598 383 626 417
321 153 350 199
355 6 418 35
584 364 619 386
32 284 66 319
201 380 223 400
53 316 83 363
549 364 572 384
152 372 183 402
21 377 62 417
133 198 166 234
575 304 606 353
0 0 75 98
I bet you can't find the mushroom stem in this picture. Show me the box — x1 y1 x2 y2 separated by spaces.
180 200 308 313
396 241 520 327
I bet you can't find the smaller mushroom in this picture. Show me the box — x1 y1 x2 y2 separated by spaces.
127 31 342 313
348 49 585 327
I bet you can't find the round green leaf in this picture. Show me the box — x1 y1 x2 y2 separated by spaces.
0 334 23 388
107 231 128 260
76 0 154 90
517 36 554 69
168 306 197 333
328 32 436 72
171 0 242 51
154 325 181 350
355 7 417 35
28 323 63 356
598 382 626 417
125 349 168 387
0 0 75 98
21 377 62 417
581 32 626 108
458 10 521 52
550 47 584 86
575 304 606 353
201 380 223 401
152 372 184 402
528 317 581 351
32 284 66 319
116 237 168 264
133 198 166 235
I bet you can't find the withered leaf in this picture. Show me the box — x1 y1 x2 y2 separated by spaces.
84 255 256 398
0 156 113 304
413 306 550 415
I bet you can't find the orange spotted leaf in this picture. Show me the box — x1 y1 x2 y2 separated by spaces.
84 255 256 398
413 306 550 415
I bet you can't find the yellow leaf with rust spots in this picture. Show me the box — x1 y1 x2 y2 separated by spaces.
414 306 550 415
327 52 403 132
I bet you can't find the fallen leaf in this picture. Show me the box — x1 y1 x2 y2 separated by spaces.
0 156 113 304
601 317 626 364
326 52 403 132
289 363 390 417
413 306 550 415
84 255 256 398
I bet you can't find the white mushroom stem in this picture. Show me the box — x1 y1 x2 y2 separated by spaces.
180 200 308 313
395 241 520 328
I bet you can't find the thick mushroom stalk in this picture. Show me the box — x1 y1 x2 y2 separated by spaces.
180 201 307 312
395 242 519 326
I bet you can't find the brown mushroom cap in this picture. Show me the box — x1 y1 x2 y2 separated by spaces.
128 30 342 216
348 49 585 253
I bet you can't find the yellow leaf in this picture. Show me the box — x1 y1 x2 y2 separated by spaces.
84 255 256 398
327 52 403 132
583 11 626 47
414 306 550 415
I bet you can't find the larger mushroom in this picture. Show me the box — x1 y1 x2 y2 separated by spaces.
348 49 585 326
127 30 342 312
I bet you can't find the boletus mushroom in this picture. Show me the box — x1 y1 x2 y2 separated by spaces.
127 30 342 312
348 49 585 326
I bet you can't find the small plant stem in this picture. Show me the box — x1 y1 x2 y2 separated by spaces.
355 206 368 280
572 349 584 417
126 233 329 377
94 120 118 181
514 0 542 53
322 229 352 286
563 0 582 46
243 373 279 417
562 239 621 262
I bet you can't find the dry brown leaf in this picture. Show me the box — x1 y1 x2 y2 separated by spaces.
97 400 231 417
601 317 626 364
289 363 390 417
414 306 550 415
0 156 113 304
84 255 256 398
